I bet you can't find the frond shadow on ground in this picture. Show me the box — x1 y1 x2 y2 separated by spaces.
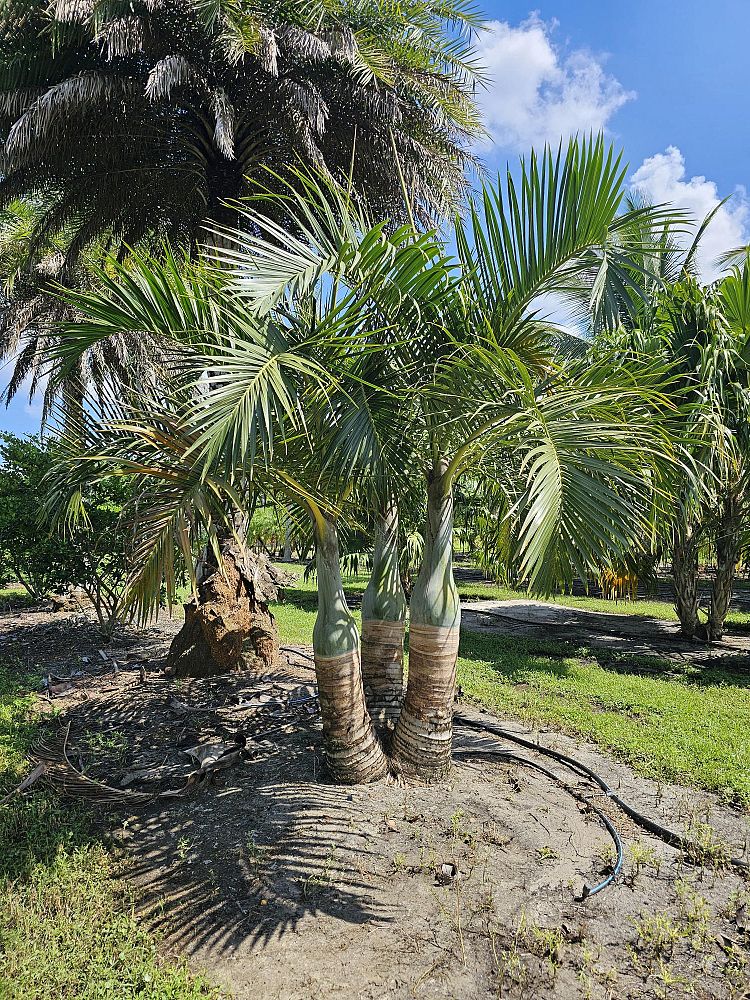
119 730 395 956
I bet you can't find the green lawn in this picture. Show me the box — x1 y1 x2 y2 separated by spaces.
0 585 38 610
270 586 750 808
273 562 750 629
455 581 750 629
0 662 220 1000
456 631 750 809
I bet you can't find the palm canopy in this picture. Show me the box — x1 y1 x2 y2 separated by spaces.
0 0 483 265
576 189 732 336
0 1 483 426
49 135 683 600
0 199 169 419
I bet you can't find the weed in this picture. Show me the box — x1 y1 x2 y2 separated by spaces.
392 852 408 872
302 846 337 899
675 878 711 948
537 845 559 862
81 729 129 761
721 888 749 922
176 836 192 861
530 926 565 975
721 942 748 992
417 845 440 879
653 960 690 998
246 833 268 874
448 808 476 847
499 946 528 988
626 841 662 884
632 911 685 958
682 821 731 869
597 841 617 868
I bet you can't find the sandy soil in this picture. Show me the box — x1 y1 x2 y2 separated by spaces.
4 606 750 999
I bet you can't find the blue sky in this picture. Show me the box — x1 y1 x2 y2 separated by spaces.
483 1 750 195
3 1 749 435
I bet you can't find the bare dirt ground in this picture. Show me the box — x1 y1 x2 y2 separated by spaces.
4 605 750 999
461 599 750 666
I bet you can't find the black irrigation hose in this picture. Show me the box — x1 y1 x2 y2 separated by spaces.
281 646 315 663
453 747 624 898
454 712 750 875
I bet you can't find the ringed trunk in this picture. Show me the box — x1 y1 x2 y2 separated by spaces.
393 461 459 780
361 498 407 732
313 516 388 784
708 498 741 641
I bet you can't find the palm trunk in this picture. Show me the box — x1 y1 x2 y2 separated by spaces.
393 460 459 780
361 498 406 732
708 497 741 641
672 524 700 638
166 534 279 677
313 515 389 784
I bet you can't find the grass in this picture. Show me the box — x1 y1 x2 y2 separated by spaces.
271 580 750 808
455 582 750 629
0 661 220 1000
0 585 37 611
273 561 750 629
456 631 750 808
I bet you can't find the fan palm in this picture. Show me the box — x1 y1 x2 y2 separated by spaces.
52 137 680 783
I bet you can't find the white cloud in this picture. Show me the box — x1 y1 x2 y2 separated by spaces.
476 14 634 153
630 147 750 281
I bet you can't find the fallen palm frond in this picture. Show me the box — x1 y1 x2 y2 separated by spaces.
11 723 244 806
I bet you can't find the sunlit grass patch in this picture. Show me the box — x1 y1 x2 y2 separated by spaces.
0 661 220 1000
456 631 750 808
454 581 750 629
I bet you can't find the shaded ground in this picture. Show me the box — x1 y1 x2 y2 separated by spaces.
461 598 750 666
3 606 750 999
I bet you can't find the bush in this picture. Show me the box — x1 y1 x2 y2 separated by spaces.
0 433 132 633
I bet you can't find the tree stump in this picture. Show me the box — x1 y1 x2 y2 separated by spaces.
165 540 280 678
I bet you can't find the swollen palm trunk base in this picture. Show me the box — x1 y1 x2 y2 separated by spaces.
361 618 405 728
315 649 390 784
392 623 460 779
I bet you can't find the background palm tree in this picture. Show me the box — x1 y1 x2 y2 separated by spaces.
0 0 483 443
597 242 750 640
0 0 483 255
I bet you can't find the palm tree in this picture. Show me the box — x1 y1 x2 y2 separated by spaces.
600 265 750 640
0 0 483 496
0 0 482 258
237 141 677 778
51 137 678 783
705 259 750 639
